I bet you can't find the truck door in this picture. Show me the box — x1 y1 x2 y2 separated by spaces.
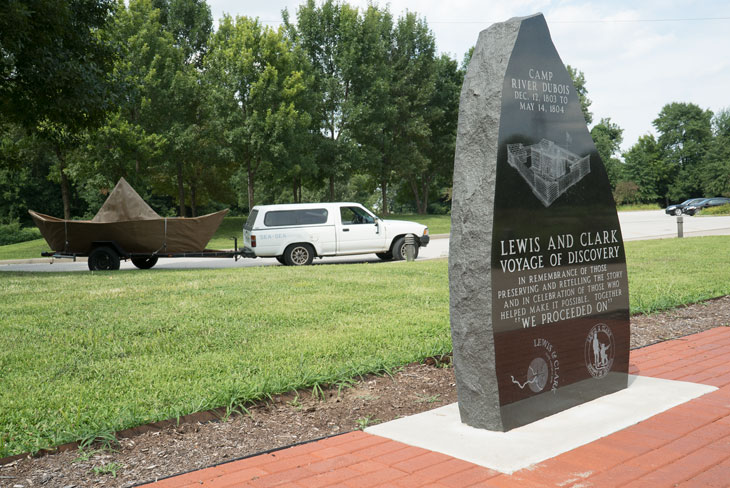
337 206 386 253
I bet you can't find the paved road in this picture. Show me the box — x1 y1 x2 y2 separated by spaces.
618 209 730 240
2 210 729 272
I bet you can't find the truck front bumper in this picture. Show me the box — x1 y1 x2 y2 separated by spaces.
419 235 430 247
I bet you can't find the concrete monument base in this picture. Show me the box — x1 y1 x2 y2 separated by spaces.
366 375 716 474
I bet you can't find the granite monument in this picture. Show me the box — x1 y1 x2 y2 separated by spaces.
449 13 630 431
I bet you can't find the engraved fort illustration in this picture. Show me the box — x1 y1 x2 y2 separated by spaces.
506 139 590 207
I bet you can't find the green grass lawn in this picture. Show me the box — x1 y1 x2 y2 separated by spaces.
3 236 730 458
207 216 247 250
625 236 730 314
383 213 451 234
700 203 730 216
0 261 450 457
616 203 662 212
0 238 50 261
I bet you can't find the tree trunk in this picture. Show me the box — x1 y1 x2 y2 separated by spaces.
55 145 71 220
409 179 423 215
190 181 197 217
381 176 388 216
421 183 430 215
177 162 185 217
293 177 298 203
329 174 335 201
247 159 256 211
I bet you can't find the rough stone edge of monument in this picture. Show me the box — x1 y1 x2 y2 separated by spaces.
449 13 544 432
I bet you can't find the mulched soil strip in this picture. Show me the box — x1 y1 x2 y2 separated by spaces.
0 406 238 466
129 432 344 487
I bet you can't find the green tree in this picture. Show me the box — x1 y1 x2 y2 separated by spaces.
167 63 230 216
462 46 474 70
1 0 117 129
654 102 713 202
701 108 730 196
348 5 394 213
401 53 461 214
206 15 309 212
286 0 360 200
78 0 222 217
622 134 663 203
612 180 640 206
0 123 64 223
566 65 592 125
387 12 439 214
71 0 181 214
590 117 624 189
161 0 220 216
153 0 212 67
1 0 118 218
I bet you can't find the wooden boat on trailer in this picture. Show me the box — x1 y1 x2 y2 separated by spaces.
30 178 248 270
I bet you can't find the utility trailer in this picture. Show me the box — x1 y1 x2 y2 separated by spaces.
41 238 256 271
30 178 255 271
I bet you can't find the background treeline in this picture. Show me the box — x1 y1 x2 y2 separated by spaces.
1 0 462 223
2 0 730 227
593 103 730 207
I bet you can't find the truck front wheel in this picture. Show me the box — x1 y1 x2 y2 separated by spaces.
284 243 314 266
376 251 393 261
392 236 419 261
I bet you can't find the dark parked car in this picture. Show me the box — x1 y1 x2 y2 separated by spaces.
665 198 706 216
683 197 730 216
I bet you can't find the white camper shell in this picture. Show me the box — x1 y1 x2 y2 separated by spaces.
243 202 429 265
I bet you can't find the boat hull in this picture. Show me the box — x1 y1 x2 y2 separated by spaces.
29 209 229 254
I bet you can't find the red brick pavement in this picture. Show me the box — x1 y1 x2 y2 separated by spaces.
140 327 730 487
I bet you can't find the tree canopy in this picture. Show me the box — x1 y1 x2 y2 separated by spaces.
1 0 117 130
2 0 730 224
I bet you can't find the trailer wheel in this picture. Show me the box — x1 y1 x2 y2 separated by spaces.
131 256 158 270
284 243 314 266
88 246 121 271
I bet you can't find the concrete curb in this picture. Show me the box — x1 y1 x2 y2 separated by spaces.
0 256 87 265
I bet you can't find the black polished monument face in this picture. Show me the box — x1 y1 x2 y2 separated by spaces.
449 13 629 431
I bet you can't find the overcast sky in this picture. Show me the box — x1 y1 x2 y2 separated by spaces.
207 0 730 153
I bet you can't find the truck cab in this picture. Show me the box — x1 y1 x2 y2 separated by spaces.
243 202 429 265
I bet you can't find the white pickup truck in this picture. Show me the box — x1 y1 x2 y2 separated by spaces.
242 202 430 265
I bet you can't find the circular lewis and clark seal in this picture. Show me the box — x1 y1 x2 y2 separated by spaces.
585 323 615 378
511 338 559 394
